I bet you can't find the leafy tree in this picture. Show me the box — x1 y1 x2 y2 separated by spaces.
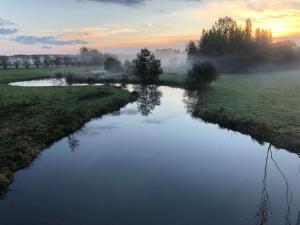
186 17 280 73
186 41 199 60
104 57 122 72
186 62 218 90
79 47 105 66
90 49 104 66
0 56 8 69
255 28 272 46
43 55 50 67
245 19 253 40
80 46 89 66
133 48 163 82
14 61 20 69
23 58 30 69
32 55 42 68
198 17 249 56
63 56 72 67
123 59 134 75
54 56 62 67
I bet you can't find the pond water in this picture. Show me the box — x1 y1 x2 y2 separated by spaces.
2 81 300 225
10 78 70 87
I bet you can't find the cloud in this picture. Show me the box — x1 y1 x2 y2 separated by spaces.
0 18 14 26
0 28 18 35
13 35 88 46
42 46 52 49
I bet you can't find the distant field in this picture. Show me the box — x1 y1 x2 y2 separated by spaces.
195 70 300 151
0 67 93 83
0 67 187 85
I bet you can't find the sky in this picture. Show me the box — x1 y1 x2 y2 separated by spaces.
1 0 300 55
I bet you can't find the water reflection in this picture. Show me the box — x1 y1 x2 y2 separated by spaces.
134 85 162 117
183 90 200 114
67 135 80 152
296 213 300 225
256 144 272 225
256 143 293 225
10 78 68 87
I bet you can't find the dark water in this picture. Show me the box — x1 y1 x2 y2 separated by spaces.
1 83 300 225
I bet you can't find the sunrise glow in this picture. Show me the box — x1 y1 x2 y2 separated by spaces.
0 0 300 55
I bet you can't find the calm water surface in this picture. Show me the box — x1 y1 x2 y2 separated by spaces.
2 82 300 225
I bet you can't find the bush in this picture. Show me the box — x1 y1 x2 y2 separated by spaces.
186 62 218 90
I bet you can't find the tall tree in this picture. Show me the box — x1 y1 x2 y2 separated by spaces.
104 57 122 72
32 55 42 68
133 48 163 82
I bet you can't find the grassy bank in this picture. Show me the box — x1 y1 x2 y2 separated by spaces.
0 67 137 192
193 70 300 152
65 72 186 87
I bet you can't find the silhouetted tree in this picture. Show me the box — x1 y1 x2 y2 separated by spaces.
80 46 89 66
54 56 62 67
133 48 163 82
0 56 8 69
104 57 122 72
14 61 20 69
23 58 30 69
123 59 134 75
32 55 42 68
43 55 50 67
186 41 198 60
255 28 272 46
185 17 294 73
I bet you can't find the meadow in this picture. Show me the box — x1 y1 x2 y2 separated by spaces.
194 70 300 151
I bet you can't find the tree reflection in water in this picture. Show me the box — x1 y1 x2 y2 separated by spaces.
256 142 293 225
182 89 297 225
183 90 200 114
256 145 272 225
67 135 80 152
134 85 162 117
296 212 300 225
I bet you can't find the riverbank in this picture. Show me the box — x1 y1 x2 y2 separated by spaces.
65 69 300 152
0 68 137 192
192 71 300 152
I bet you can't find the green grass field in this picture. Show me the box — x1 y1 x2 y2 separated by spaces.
194 70 300 151
0 67 136 192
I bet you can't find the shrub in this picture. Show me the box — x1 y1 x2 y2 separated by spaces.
186 62 218 90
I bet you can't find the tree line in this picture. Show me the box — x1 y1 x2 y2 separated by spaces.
186 17 300 73
0 47 125 71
